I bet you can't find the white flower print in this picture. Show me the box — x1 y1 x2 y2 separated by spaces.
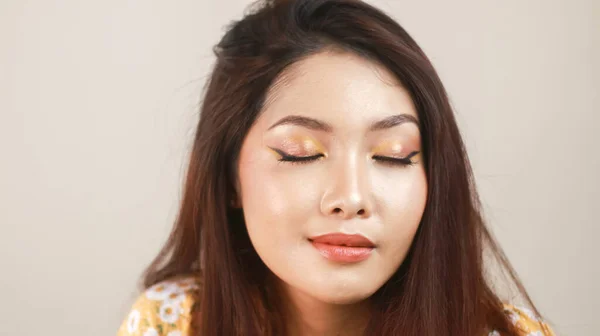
167 331 182 336
164 290 187 304
145 281 182 301
507 310 520 325
176 278 199 292
126 309 141 333
516 305 539 322
143 328 159 336
159 300 182 324
488 331 500 336
526 332 544 336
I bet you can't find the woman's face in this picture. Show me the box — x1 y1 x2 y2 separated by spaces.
236 51 428 304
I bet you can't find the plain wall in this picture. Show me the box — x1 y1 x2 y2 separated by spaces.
1 0 597 335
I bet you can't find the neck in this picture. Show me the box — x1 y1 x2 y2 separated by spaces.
270 275 372 336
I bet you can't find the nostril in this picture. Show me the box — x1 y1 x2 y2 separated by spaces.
333 208 342 214
357 209 365 215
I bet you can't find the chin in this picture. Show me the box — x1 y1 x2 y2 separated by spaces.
308 284 377 305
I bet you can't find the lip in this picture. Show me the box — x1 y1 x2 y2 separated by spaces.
309 233 376 247
308 233 375 263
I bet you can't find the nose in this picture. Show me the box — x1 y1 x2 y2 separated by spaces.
320 153 374 219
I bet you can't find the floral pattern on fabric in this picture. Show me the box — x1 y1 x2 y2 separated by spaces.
117 276 200 336
118 275 555 335
496 303 556 335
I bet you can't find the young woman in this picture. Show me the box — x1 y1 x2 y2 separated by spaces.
118 0 555 335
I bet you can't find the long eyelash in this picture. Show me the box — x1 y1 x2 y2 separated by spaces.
270 147 324 165
372 151 420 167
270 147 420 167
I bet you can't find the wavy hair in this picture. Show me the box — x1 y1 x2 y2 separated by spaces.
142 0 549 334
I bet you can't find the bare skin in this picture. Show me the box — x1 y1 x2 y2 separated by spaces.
236 50 428 336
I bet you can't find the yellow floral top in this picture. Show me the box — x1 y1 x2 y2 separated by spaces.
117 276 555 336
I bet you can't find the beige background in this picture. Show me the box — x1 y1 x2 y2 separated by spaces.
1 0 597 335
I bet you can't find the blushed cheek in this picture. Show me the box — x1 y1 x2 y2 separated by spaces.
240 153 321 218
380 169 427 252
238 153 306 243
237 159 315 278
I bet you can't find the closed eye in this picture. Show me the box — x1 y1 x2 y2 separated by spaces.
270 147 420 167
372 151 420 167
269 147 325 164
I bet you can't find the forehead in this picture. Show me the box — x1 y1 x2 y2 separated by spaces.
259 51 418 128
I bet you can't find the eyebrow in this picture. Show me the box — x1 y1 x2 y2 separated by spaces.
267 114 420 132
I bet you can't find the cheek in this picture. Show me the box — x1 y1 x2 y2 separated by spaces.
237 152 325 280
237 151 321 243
376 167 428 250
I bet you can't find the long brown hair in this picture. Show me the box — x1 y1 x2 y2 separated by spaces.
142 0 549 334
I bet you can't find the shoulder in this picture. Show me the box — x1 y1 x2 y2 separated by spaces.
488 303 555 336
117 275 201 336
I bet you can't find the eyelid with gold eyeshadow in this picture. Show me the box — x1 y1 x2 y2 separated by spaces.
268 146 419 167
372 151 420 166
268 147 325 163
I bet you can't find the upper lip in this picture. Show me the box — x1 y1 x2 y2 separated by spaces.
308 233 376 247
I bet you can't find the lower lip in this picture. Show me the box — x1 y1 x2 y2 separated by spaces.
310 241 374 263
